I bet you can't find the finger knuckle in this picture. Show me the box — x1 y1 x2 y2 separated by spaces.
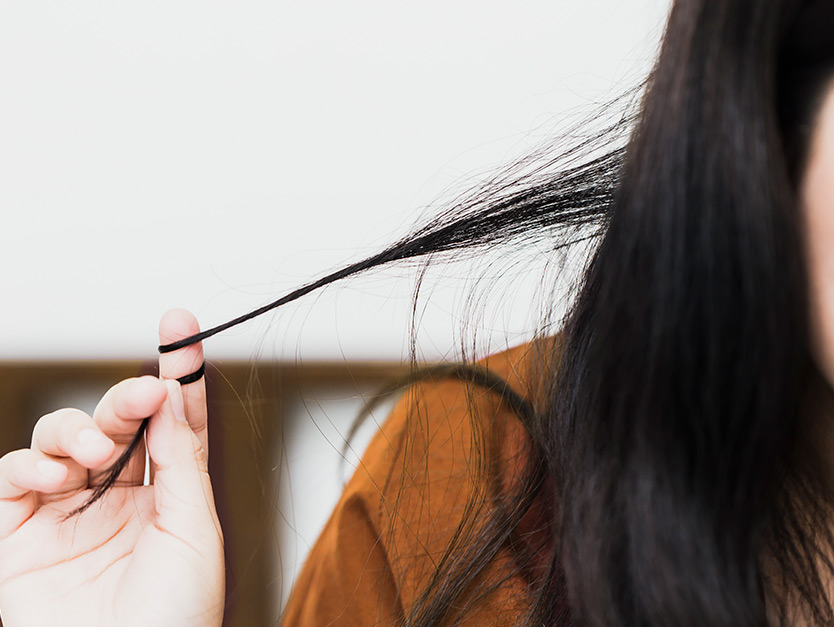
31 408 91 446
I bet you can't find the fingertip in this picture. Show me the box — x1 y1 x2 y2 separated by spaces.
109 376 167 421
76 428 116 464
130 376 168 405
158 309 205 377
159 309 202 345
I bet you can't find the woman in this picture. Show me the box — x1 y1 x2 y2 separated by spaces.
1 0 833 624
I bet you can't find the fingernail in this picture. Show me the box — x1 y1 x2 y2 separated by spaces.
37 459 66 481
167 380 187 422
77 428 109 448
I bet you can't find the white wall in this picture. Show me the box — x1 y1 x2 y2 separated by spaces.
0 0 671 361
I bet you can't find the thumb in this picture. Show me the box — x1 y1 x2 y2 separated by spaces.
147 380 219 534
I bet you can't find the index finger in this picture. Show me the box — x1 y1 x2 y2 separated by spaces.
158 308 208 457
90 376 167 485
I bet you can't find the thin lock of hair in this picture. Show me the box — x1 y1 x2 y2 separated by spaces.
77 89 638 519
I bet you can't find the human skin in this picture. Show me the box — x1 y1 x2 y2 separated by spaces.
0 309 224 626
803 80 834 391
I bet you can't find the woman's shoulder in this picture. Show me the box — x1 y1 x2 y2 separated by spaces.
282 337 557 625
353 337 556 617
357 336 553 498
371 334 556 459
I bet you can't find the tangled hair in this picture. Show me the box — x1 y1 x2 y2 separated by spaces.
83 0 834 624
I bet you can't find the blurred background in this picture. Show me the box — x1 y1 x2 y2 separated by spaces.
0 0 670 624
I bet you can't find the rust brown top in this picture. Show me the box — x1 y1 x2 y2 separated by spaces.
282 340 555 625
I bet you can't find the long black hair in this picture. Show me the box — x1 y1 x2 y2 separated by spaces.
81 0 834 624
551 0 834 624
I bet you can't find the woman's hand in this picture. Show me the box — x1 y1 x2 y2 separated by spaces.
0 309 224 627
